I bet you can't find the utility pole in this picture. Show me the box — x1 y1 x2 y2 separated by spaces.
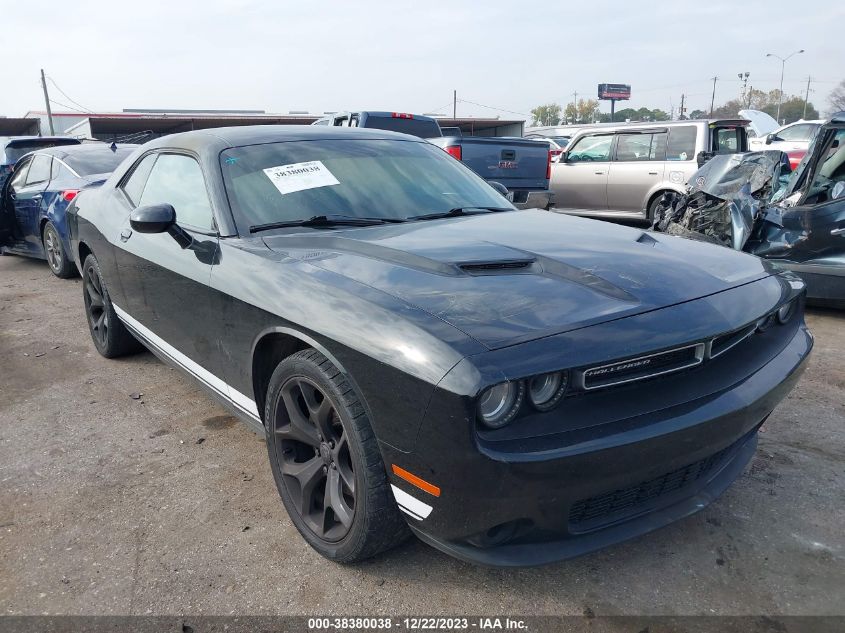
747 85 754 109
572 90 578 123
452 90 457 119
679 93 686 120
709 76 718 116
40 68 55 135
803 76 812 119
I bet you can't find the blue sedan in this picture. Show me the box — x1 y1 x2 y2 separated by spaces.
0 144 134 277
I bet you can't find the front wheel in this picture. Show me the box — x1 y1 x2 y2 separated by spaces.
265 349 409 562
43 222 75 278
82 254 141 358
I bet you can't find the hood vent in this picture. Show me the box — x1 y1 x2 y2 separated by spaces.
458 259 535 275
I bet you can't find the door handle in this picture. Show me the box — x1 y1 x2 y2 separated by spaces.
648 172 659 176
120 228 132 242
594 171 605 175
32 194 42 200
831 228 845 236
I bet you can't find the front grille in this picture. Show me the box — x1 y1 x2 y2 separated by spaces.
581 343 704 390
568 442 734 530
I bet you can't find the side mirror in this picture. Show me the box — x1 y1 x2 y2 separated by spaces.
129 203 192 249
130 204 175 233
488 181 509 197
765 133 777 145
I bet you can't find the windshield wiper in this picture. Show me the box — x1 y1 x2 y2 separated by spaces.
406 207 512 222
249 215 399 233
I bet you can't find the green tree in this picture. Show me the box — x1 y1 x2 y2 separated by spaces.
688 109 707 120
711 89 818 123
530 103 562 126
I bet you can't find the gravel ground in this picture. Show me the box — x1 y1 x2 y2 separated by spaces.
1 253 843 617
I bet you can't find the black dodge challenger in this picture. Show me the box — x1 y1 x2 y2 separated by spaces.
68 126 812 566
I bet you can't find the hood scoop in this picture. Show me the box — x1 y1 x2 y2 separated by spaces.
458 258 536 275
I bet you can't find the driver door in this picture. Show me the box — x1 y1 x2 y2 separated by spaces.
2 155 51 255
111 151 226 386
550 133 612 211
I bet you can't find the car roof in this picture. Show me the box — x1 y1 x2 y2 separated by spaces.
140 124 422 153
26 143 136 160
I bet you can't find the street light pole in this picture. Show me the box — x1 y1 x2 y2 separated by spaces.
766 49 804 124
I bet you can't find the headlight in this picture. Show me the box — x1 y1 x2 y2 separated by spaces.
527 372 568 411
477 381 524 428
777 299 797 324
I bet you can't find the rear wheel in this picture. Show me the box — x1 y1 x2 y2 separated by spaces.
265 349 409 562
43 222 75 278
82 254 141 358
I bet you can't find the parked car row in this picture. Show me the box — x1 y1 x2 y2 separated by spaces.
32 123 810 567
0 118 818 567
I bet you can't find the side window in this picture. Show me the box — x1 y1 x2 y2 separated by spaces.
778 124 814 141
139 154 215 231
714 127 740 153
9 159 31 189
567 135 613 162
615 132 667 161
25 155 52 185
121 154 158 206
666 126 696 161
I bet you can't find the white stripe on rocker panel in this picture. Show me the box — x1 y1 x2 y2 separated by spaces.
112 304 260 418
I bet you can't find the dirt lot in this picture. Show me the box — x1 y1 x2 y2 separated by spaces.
1 253 843 617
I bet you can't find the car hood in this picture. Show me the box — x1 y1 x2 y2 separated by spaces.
262 210 776 349
739 109 779 137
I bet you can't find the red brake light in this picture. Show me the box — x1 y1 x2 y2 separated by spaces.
391 112 414 119
445 145 462 161
61 190 79 202
787 150 805 170
546 150 552 180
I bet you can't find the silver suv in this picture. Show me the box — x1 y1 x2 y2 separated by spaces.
549 119 750 220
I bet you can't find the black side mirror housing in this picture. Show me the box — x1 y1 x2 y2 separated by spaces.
765 133 777 145
130 204 175 233
488 181 509 197
129 203 192 249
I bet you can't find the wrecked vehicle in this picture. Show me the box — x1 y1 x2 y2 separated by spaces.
653 112 845 307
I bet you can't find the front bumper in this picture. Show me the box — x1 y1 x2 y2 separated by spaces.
382 324 812 567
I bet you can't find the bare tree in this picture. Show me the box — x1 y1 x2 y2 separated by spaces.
829 80 845 113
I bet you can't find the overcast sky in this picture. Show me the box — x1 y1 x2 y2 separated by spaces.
2 0 843 121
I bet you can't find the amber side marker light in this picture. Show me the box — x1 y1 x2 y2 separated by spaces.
391 464 441 497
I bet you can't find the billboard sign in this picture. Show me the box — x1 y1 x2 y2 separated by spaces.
598 84 631 100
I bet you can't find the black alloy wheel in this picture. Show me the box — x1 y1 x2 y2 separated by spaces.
84 261 109 348
265 349 409 562
81 254 141 358
276 376 356 541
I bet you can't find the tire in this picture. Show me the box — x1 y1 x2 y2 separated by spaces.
42 221 75 279
82 254 142 358
647 193 666 222
265 349 409 562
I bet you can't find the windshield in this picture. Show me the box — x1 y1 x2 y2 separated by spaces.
220 139 513 230
64 148 134 176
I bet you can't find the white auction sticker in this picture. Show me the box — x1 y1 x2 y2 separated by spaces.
263 161 340 195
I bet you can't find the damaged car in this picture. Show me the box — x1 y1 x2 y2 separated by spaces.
653 112 845 308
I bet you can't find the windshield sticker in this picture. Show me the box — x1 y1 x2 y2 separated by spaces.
263 161 340 195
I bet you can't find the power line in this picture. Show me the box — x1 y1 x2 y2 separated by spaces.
455 98 532 118
48 98 91 115
46 76 94 113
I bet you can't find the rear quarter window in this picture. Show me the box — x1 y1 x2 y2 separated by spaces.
666 126 696 161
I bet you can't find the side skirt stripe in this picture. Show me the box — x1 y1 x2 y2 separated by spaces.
112 304 261 420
